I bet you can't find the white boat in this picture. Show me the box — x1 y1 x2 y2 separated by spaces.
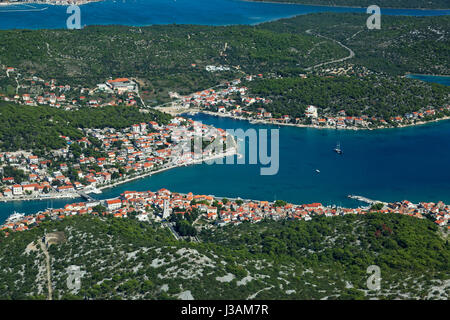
6 212 25 224
91 188 102 194
315 169 320 173
334 142 343 154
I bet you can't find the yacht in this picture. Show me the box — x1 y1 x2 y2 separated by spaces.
334 142 343 154
5 212 25 224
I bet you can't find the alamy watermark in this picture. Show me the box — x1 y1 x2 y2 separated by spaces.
66 265 83 293
367 5 381 30
66 5 81 30
171 122 279 176
366 265 381 290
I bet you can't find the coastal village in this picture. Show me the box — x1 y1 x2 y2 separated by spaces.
0 65 142 109
174 84 450 130
2 64 449 130
165 67 450 130
0 116 235 201
1 188 449 236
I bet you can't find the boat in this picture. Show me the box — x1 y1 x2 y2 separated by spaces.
315 169 320 173
5 212 25 224
91 188 102 194
334 142 343 154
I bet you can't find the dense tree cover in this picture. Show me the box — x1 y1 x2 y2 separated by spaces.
0 14 447 105
0 24 346 104
170 208 200 236
202 214 449 273
0 214 448 300
274 200 288 207
0 165 27 183
250 0 450 9
259 13 450 76
247 75 450 118
0 102 171 152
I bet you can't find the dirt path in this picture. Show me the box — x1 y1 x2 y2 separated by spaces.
39 240 53 300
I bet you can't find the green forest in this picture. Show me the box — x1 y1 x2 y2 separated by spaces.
259 13 450 76
0 213 448 300
246 75 450 118
1 13 448 105
0 102 171 152
250 0 450 9
0 24 345 105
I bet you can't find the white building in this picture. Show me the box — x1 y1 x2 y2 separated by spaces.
106 199 122 210
305 105 318 118
12 185 23 196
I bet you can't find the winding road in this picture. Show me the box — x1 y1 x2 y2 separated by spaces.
305 29 355 71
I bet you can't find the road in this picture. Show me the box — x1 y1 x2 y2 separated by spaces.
305 29 355 71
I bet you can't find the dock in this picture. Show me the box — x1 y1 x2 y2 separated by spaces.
77 192 97 202
347 195 385 205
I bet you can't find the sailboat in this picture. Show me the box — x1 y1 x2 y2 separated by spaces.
334 142 343 155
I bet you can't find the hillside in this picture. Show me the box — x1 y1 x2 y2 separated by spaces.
0 213 448 300
259 13 450 76
0 25 346 105
0 102 171 153
1 14 448 107
245 74 450 119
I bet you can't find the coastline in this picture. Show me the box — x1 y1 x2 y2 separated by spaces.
97 148 238 194
174 108 450 131
0 148 238 204
0 192 80 202
406 73 450 77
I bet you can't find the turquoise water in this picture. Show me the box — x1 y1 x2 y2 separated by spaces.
0 0 449 30
2 114 450 223
407 74 450 86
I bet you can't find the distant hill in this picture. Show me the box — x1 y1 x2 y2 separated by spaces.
259 13 450 76
0 213 448 300
249 0 450 9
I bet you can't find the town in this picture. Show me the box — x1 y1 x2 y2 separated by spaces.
2 188 449 236
2 64 449 131
172 86 450 130
0 116 237 201
163 69 450 130
1 66 142 109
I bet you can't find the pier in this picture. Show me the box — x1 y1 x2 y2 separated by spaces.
347 195 385 205
77 192 96 202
